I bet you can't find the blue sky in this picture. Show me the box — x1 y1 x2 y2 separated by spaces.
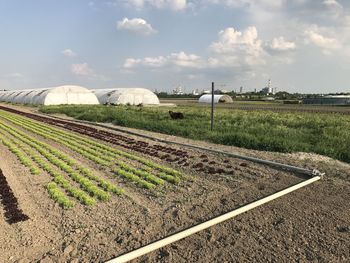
0 0 349 93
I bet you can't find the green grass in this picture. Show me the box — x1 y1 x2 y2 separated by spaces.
40 104 350 163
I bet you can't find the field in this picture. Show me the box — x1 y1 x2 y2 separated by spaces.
40 102 350 163
1 103 350 262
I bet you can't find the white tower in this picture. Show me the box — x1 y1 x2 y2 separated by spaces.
267 79 273 94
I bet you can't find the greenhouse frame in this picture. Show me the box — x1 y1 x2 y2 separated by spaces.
92 88 160 105
198 94 233 104
0 85 99 105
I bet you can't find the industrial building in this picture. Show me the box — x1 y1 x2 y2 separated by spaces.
303 95 350 105
260 79 276 95
198 94 233 104
172 86 184 95
0 85 99 105
92 88 160 105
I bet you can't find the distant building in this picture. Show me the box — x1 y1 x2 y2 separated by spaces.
202 90 211 94
173 86 184 95
214 89 228 94
192 89 199 95
261 79 275 95
303 95 350 105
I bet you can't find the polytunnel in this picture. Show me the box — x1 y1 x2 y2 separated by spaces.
198 94 233 104
0 85 99 105
92 88 160 105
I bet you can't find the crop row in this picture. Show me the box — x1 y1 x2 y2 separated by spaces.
0 121 114 199
0 130 78 207
0 114 160 188
1 111 181 187
8 111 181 176
0 118 123 195
0 134 40 175
0 118 124 207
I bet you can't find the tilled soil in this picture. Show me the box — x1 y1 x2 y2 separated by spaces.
0 103 350 263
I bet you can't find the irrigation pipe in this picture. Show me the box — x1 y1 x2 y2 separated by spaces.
41 114 322 177
106 175 321 263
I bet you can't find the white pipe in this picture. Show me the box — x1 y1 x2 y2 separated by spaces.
106 176 321 263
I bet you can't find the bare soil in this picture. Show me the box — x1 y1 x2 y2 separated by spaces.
0 103 350 263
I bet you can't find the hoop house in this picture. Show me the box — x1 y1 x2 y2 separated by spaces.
92 88 160 105
0 85 99 105
198 94 233 103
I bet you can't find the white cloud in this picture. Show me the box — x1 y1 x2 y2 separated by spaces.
71 63 94 76
304 28 340 50
201 0 285 9
123 25 299 72
70 63 109 81
143 56 167 67
127 0 187 10
169 52 202 67
323 0 342 9
117 18 157 36
62 49 77 57
123 58 142 68
123 51 204 69
129 0 144 8
269 37 296 51
210 26 265 65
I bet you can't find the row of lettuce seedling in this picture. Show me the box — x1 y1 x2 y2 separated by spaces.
2 111 181 188
0 118 124 208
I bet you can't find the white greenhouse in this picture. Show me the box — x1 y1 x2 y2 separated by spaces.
198 94 233 104
0 85 99 105
92 88 160 105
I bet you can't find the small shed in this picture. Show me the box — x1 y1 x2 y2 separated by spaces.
92 88 160 105
198 94 233 104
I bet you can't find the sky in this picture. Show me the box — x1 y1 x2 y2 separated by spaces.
0 0 349 93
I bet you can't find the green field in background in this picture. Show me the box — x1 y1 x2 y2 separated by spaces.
40 105 350 163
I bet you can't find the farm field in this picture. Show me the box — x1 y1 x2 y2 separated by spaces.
1 103 350 262
40 103 350 163
160 99 350 114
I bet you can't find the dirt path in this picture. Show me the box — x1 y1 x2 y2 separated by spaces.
0 103 349 263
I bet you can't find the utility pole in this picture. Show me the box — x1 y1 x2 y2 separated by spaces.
211 82 214 131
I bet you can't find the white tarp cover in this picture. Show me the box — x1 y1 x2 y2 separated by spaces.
0 85 99 105
198 94 233 103
92 88 160 105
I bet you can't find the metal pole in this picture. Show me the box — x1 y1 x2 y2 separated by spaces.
211 82 214 131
